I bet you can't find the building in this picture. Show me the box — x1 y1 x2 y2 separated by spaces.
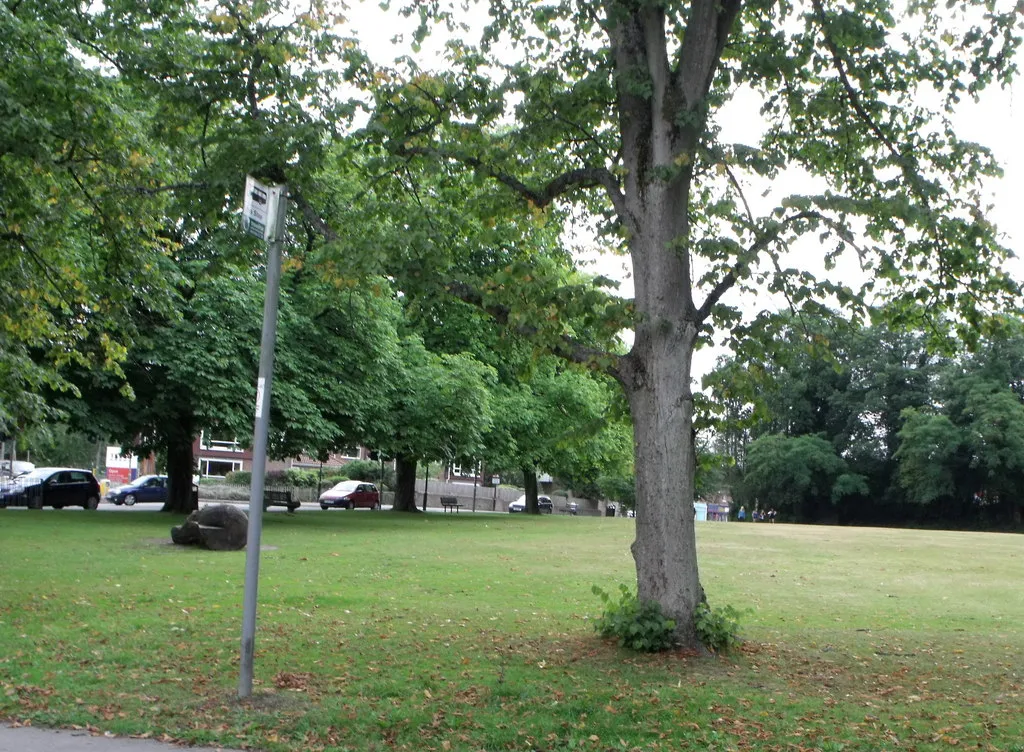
193 431 369 477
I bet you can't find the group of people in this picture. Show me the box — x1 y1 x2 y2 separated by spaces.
736 505 776 522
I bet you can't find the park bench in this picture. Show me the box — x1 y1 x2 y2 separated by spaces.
264 488 300 512
440 496 464 513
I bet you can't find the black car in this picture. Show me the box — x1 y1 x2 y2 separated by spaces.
107 474 169 506
0 467 102 509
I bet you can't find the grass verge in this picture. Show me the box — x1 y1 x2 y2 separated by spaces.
1 509 1021 751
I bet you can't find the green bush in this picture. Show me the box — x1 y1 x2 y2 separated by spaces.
342 459 380 481
342 460 394 488
224 469 353 488
197 484 250 501
591 584 676 652
694 601 744 653
319 470 350 485
225 471 251 486
272 469 323 487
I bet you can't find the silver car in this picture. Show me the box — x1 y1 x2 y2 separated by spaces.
508 494 553 513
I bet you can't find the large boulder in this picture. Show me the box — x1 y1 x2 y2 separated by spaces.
171 504 249 551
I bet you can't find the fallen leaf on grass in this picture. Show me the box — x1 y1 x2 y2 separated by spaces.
273 672 312 690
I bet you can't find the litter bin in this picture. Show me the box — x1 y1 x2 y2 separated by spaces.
606 504 616 517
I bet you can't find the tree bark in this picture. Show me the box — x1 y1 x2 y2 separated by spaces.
392 454 420 512
601 0 738 651
522 465 539 514
162 434 197 513
619 291 705 649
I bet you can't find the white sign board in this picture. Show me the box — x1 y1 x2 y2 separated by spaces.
242 175 287 242
105 446 138 469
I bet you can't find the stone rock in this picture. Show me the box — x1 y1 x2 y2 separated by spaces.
171 504 249 551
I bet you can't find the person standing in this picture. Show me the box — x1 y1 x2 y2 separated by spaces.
737 505 746 521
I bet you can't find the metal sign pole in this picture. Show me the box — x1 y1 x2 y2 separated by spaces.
239 179 287 699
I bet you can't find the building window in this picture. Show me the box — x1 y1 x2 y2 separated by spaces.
199 459 242 477
450 461 478 479
200 431 244 453
340 446 360 459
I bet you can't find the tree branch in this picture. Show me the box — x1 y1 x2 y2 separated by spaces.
5 233 83 314
696 268 738 322
696 209 853 322
396 144 636 233
290 190 341 243
811 0 901 161
674 0 743 108
116 181 209 196
443 280 622 380
289 177 626 379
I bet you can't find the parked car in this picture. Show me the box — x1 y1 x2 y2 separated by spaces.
106 474 169 506
319 480 381 510
0 467 102 510
1 459 34 477
508 494 553 513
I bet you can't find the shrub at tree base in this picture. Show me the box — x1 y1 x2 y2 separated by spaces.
693 601 744 653
593 585 745 654
592 584 676 652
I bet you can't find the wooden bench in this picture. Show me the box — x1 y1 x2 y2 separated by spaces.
264 488 300 512
440 496 464 513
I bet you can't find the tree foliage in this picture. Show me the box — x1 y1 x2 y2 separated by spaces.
710 311 1024 528
1 1 180 435
383 336 495 512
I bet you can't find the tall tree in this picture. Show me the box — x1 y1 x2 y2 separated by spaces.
483 359 630 513
365 0 1022 646
12 0 369 510
743 433 867 522
380 337 495 512
56 263 266 512
1 1 180 436
705 313 942 523
270 271 402 465
898 325 1024 527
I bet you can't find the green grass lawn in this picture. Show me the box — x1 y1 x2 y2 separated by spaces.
1 509 1021 751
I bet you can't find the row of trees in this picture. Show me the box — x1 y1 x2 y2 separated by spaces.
3 0 1021 648
1 1 634 514
40 196 637 514
703 315 1024 528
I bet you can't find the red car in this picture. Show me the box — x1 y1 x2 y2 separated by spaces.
318 480 380 510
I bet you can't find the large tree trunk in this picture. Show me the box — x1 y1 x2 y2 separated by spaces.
604 0 739 651
620 302 705 650
392 454 420 512
163 435 198 514
522 465 540 514
614 137 707 647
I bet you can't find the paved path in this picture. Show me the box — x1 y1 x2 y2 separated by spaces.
0 725 249 752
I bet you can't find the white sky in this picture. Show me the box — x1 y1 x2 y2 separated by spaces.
345 2 1024 377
